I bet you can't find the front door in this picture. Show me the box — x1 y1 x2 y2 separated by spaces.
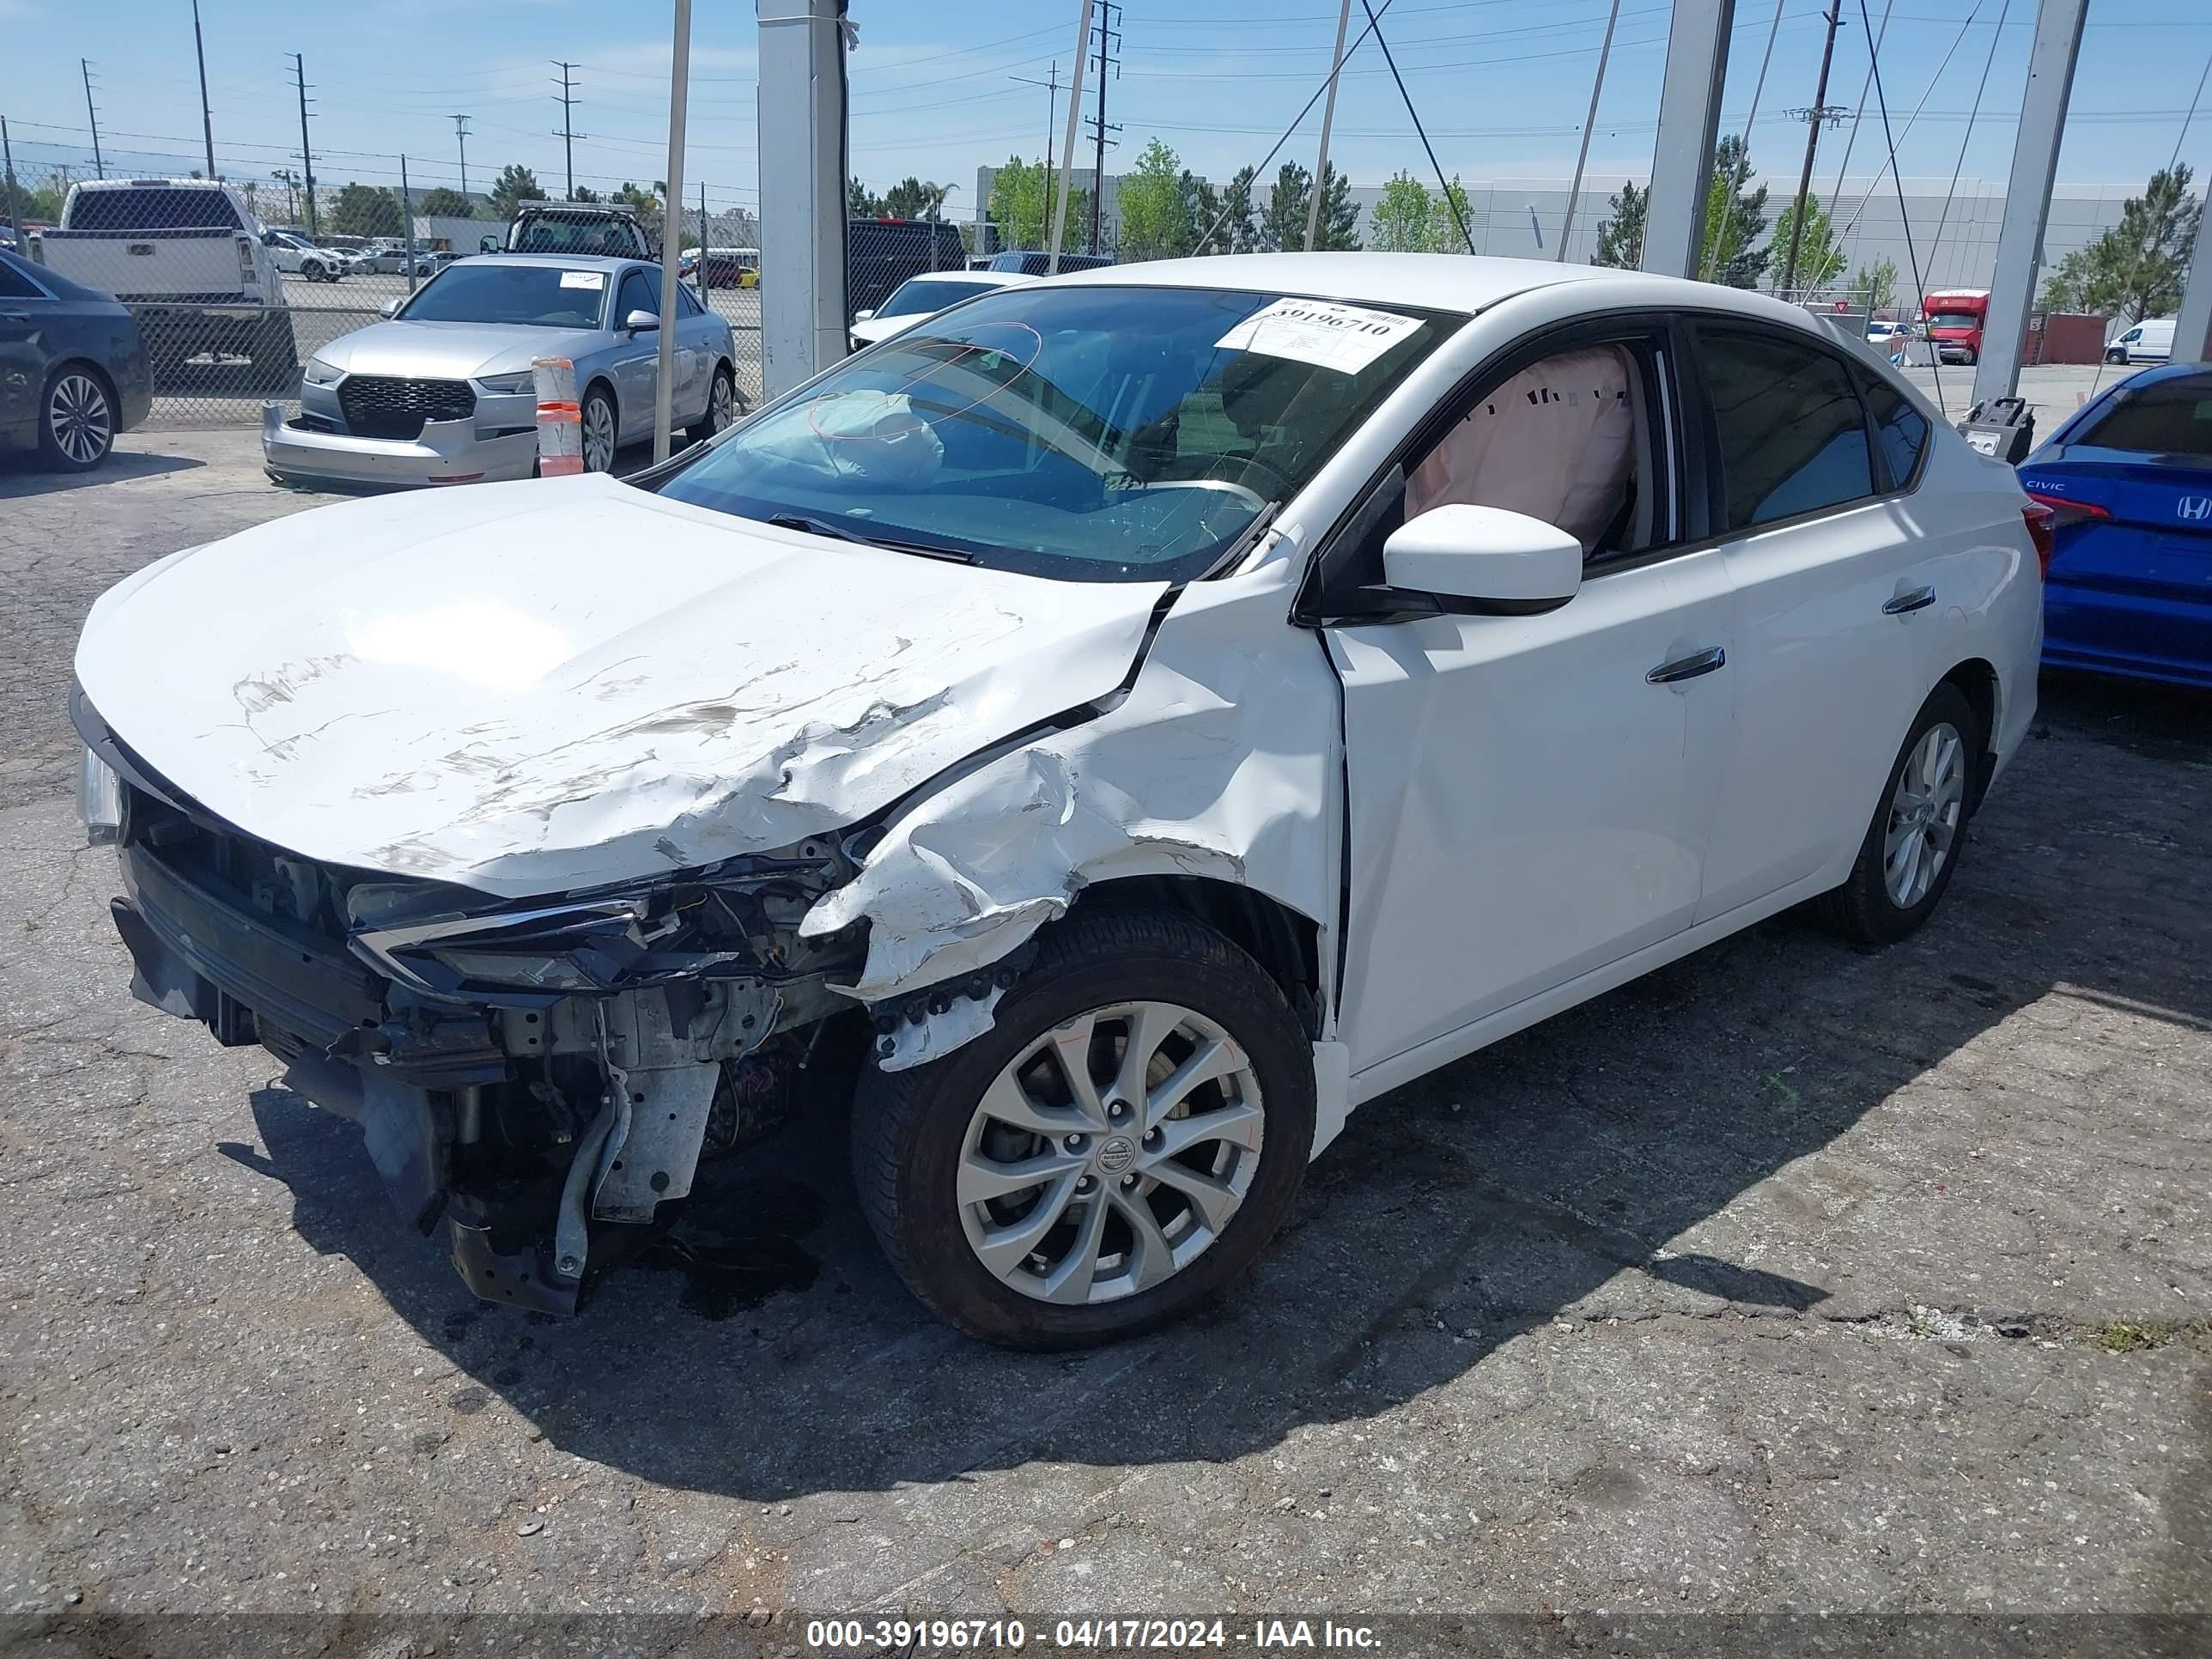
1329 327 1737 1074
0 261 48 442
612 267 662 443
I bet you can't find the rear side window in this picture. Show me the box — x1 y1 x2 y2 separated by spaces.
0 258 43 300
1698 326 1876 529
1859 374 1931 489
66 187 240 232
2070 374 2212 459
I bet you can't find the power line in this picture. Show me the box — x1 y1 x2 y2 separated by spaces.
1856 0 1942 412
1778 3 1849 296
1360 0 1474 252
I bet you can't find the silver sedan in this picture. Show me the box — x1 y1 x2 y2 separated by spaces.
263 253 740 489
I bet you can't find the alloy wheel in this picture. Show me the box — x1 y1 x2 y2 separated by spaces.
708 374 734 433
46 374 113 466
1884 720 1965 908
957 1001 1263 1306
582 394 617 472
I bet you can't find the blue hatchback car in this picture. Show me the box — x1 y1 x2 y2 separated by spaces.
2018 362 2212 687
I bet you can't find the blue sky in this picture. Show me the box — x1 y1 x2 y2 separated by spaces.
4 0 2209 217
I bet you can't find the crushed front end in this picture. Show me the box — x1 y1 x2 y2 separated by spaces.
76 692 888 1315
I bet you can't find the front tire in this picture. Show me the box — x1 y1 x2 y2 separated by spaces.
1814 684 1979 946
580 384 617 473
38 364 115 471
851 907 1316 1349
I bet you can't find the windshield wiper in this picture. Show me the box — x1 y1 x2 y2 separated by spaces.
763 514 975 564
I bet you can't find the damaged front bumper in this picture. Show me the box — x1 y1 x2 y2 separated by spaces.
78 695 880 1314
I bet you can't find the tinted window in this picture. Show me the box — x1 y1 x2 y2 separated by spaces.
1860 374 1930 489
2071 374 2212 459
674 283 704 317
400 264 609 327
1701 328 1875 528
617 270 659 322
0 258 43 299
66 187 240 231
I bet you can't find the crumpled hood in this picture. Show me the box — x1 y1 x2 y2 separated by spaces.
76 473 1167 898
313 319 608 381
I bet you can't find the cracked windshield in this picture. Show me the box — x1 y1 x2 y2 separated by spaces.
658 284 1455 580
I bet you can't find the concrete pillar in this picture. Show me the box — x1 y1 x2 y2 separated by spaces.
1641 0 1734 279
1969 0 2087 408
757 0 849 398
2175 207 2212 367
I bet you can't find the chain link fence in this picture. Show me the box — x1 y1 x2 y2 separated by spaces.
15 170 764 430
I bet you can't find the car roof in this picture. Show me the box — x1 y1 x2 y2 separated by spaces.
902 270 1026 288
457 252 647 274
1039 251 1831 325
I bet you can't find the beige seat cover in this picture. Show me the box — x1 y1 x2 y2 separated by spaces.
1407 345 1636 554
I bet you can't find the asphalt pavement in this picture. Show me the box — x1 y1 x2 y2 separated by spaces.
0 431 2207 1646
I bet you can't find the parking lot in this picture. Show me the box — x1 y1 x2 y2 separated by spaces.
1 428 2208 1638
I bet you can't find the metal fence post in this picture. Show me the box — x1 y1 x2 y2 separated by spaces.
400 155 417 295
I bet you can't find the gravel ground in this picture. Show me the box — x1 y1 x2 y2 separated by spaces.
0 433 2207 1645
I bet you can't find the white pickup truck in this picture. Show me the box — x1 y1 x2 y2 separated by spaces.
27 179 299 392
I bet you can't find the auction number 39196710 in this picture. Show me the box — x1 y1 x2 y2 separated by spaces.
802 1619 1382 1651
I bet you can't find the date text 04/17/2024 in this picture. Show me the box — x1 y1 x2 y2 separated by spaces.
801 1619 1381 1651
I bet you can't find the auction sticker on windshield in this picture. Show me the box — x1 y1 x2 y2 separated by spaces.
1216 297 1423 374
559 270 607 289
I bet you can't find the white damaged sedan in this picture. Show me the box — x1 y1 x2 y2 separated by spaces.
72 254 2045 1346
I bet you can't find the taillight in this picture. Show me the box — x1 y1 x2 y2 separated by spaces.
2021 501 2057 580
237 236 255 280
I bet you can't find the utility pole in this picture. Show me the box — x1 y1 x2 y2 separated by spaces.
1011 64 1059 167
401 154 418 291
81 60 104 179
191 1 217 179
1779 3 1847 297
451 113 472 198
3 116 23 246
552 63 580 199
653 0 693 464
1085 0 1121 255
1305 0 1352 252
1559 0 1623 261
1048 0 1094 275
289 53 318 238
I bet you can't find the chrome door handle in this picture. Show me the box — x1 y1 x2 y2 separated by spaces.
1883 585 1937 616
1647 646 1727 684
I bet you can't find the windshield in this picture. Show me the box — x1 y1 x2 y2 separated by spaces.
878 278 998 319
399 264 608 327
1925 311 1980 330
658 283 1457 582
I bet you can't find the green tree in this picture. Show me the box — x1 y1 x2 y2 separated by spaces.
418 187 473 218
1768 193 1844 294
329 182 404 239
1261 161 1357 252
1180 167 1220 255
848 176 884 217
881 177 951 221
489 164 545 221
2037 164 2200 322
2 165 65 223
1365 170 1434 252
1846 255 1899 311
1427 176 1473 253
1117 138 1194 262
1591 179 1646 269
570 184 602 204
1700 134 1771 288
614 181 664 240
986 157 1089 251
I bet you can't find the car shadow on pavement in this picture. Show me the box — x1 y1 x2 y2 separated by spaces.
0 449 204 496
226 669 2212 1504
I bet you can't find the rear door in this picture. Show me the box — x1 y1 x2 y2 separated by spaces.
1689 321 1939 918
2022 369 2212 679
0 258 49 441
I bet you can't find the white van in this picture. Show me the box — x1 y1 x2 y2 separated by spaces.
2106 317 2176 365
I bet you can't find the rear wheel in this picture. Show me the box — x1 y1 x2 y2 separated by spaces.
37 364 115 471
851 908 1316 1349
687 365 737 444
1814 683 1978 946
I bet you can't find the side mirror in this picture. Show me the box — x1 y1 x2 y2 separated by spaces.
1382 503 1583 615
852 308 875 323
624 309 660 334
379 298 402 319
